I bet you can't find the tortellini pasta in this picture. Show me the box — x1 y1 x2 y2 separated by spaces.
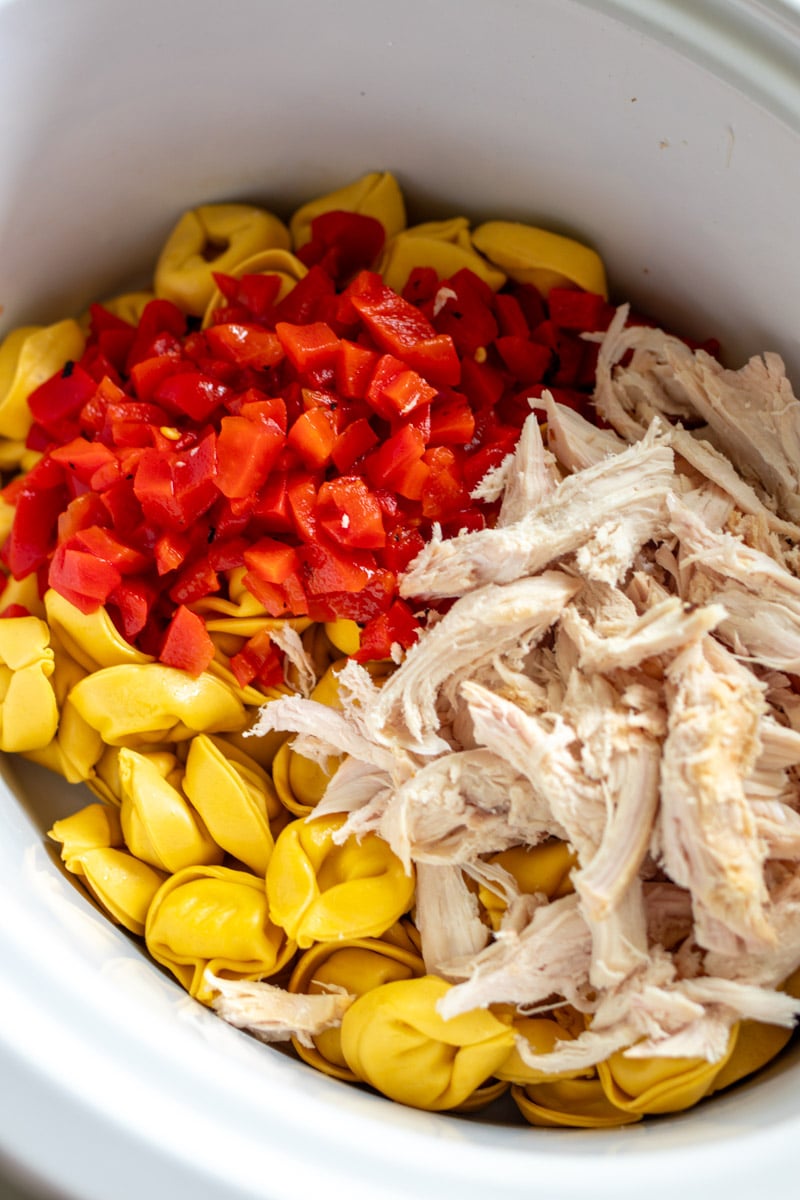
0 318 85 442
266 813 415 947
378 216 506 294
289 170 406 250
0 616 59 753
146 864 293 1002
340 975 515 1110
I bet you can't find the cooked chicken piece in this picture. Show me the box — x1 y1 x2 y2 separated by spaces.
400 428 674 598
497 412 559 526
414 863 490 976
313 755 394 821
669 498 800 671
368 748 562 871
561 595 726 675
582 878 649 989
643 881 694 951
659 635 773 952
248 693 397 774
543 392 627 471
268 624 316 698
706 871 800 989
438 893 594 1018
364 572 580 755
463 681 606 864
208 973 353 1046
750 800 800 859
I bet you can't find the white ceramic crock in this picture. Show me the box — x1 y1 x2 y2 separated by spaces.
2 2 800 1198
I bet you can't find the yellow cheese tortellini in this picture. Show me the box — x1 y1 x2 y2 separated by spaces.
182 734 280 876
287 936 425 1081
0 318 85 442
512 1078 641 1128
21 635 104 782
472 220 608 298
117 746 223 873
266 813 415 948
44 589 153 673
596 1037 737 1117
340 975 514 1110
146 864 294 1003
290 170 406 251
68 663 245 745
378 216 506 294
155 203 291 317
479 840 577 931
0 616 59 753
48 801 124 871
70 845 167 937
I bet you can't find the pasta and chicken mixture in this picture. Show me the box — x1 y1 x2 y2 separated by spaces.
3 171 800 1127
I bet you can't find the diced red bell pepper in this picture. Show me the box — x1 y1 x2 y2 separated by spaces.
363 424 429 500
381 524 426 574
286 408 337 470
56 492 109 543
252 473 293 533
347 271 461 387
286 472 319 541
336 339 381 401
547 288 614 332
215 415 285 499
155 372 229 422
355 598 421 662
315 477 386 550
428 394 476 445
133 432 218 528
168 555 220 605
48 541 122 611
130 352 185 403
332 417 379 473
244 538 302 585
297 210 386 283
211 271 283 324
204 324 284 369
50 437 118 486
493 293 530 338
369 357 438 418
459 356 505 412
159 604 215 676
2 476 70 578
108 577 156 640
27 363 98 441
275 321 340 377
300 542 376 596
230 627 285 689
494 336 553 383
72 525 149 574
238 390 288 433
401 267 440 305
273 265 336 326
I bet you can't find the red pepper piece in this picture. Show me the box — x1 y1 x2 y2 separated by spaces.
347 271 461 387
372 359 438 419
509 283 547 331
159 604 215 676
273 266 336 327
297 210 386 283
57 492 110 543
315 477 386 550
168 556 220 605
129 353 184 403
154 529 190 575
275 321 340 377
215 415 285 499
204 324 285 370
155 372 229 422
230 627 285 689
428 394 476 446
332 417 379 473
207 535 248 572
244 538 302 586
300 542 376 596
2 477 69 578
336 339 381 401
355 598 421 662
125 299 187 370
27 363 97 441
380 524 426 574
363 424 429 500
311 566 395 623
286 408 337 470
459 357 505 412
48 541 123 611
108 577 156 640
50 438 117 486
252 473 293 533
547 288 614 332
493 293 531 339
133 432 218 528
402 267 440 306
72 525 150 574
211 271 283 325
238 390 288 433
494 336 552 383
241 572 293 617
286 472 319 541
432 270 499 357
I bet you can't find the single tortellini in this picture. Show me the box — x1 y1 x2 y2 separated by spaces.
182 734 280 876
495 1015 589 1085
472 220 608 298
0 616 59 753
201 248 308 328
44 589 153 673
66 845 167 938
706 1020 797 1097
479 840 577 931
48 802 124 872
89 742 177 807
266 813 415 948
155 203 291 317
117 746 223 873
340 975 515 1111
287 936 425 1080
0 318 85 441
290 170 406 251
21 635 104 782
146 864 294 1003
378 216 506 294
68 663 245 745
512 1077 640 1128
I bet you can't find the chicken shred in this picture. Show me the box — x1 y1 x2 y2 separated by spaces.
246 309 800 1072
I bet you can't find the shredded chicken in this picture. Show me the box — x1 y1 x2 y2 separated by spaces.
244 309 800 1075
208 973 353 1047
